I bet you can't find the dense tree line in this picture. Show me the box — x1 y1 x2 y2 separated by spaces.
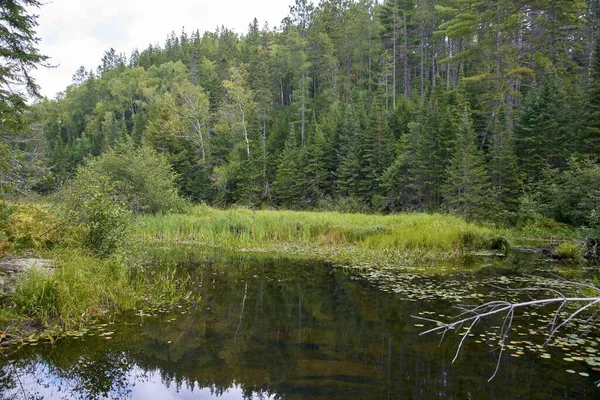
33 0 600 225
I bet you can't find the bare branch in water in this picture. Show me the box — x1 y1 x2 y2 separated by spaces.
413 293 600 383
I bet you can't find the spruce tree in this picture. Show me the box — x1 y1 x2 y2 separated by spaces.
336 104 362 197
515 72 569 180
442 84 491 218
584 39 600 159
381 120 418 211
273 127 305 208
304 125 329 204
514 84 544 180
382 97 454 211
488 107 522 212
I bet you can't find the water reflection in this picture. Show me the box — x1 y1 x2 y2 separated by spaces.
0 252 598 399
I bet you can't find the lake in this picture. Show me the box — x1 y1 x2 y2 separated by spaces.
1 250 599 399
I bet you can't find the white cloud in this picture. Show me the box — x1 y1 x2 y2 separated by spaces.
32 0 295 99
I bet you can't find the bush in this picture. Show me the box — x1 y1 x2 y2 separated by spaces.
555 242 584 263
62 168 131 257
535 158 600 227
0 203 63 254
0 202 12 227
83 143 187 214
316 196 372 214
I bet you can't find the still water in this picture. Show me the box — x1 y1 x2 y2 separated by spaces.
1 251 599 399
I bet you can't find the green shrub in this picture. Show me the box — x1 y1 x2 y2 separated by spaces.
0 201 13 227
84 142 187 214
62 168 132 257
317 196 371 214
535 158 600 227
555 242 584 262
0 203 63 254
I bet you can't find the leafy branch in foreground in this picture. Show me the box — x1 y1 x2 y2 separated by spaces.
414 284 600 383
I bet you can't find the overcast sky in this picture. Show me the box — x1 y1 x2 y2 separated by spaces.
32 0 296 99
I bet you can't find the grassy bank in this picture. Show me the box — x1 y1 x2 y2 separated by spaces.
0 202 193 343
136 206 504 266
0 247 192 343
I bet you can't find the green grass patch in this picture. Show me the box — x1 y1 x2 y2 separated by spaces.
0 248 194 341
555 242 585 263
136 206 502 265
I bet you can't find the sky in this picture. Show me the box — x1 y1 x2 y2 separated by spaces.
32 0 296 99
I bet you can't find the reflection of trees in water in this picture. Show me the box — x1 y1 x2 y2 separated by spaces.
3 254 599 399
3 345 133 400
0 362 43 400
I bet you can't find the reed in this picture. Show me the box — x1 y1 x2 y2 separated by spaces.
4 248 190 333
136 206 501 264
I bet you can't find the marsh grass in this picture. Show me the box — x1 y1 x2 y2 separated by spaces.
555 242 585 263
2 248 192 337
136 206 500 265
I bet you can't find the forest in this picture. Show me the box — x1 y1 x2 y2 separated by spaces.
20 0 599 229
2 3 600 393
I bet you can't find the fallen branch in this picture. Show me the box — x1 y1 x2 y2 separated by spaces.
414 294 600 382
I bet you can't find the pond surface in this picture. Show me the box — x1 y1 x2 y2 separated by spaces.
1 251 599 399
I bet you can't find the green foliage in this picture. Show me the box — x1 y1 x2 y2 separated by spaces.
136 205 499 264
82 143 186 214
0 203 63 252
317 196 372 214
27 0 600 230
0 202 13 230
272 128 306 208
555 242 584 263
515 72 571 180
442 87 491 219
61 167 131 257
535 158 600 227
0 0 48 118
488 107 522 214
583 39 600 158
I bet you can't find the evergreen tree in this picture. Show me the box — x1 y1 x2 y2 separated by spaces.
336 104 363 198
0 0 48 118
584 39 600 159
304 123 329 204
488 107 522 212
273 127 305 208
383 96 454 211
442 84 491 218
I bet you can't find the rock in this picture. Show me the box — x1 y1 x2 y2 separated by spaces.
0 258 54 297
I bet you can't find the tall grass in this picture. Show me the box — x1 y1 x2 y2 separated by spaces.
136 206 500 264
6 248 190 332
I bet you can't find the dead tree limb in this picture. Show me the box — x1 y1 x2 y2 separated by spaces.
414 294 600 382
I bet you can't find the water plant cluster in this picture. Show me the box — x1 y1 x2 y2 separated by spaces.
136 206 503 265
